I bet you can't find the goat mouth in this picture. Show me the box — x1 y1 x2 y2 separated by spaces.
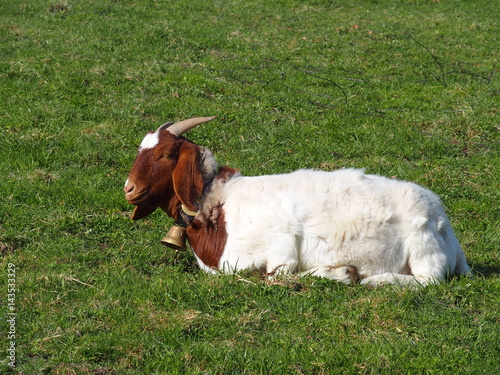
125 190 149 205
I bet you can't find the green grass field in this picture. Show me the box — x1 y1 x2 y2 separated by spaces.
1 0 499 373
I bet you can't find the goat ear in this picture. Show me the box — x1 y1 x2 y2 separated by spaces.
172 142 204 212
132 205 158 220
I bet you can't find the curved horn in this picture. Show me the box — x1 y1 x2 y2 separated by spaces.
156 121 174 132
165 116 217 138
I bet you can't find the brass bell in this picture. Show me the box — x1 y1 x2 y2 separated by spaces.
161 225 187 250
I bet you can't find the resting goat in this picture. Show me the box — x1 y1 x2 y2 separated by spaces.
124 117 470 286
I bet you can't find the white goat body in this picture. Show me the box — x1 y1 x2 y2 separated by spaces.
196 167 469 286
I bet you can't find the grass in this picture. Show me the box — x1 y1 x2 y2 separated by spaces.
1 0 499 373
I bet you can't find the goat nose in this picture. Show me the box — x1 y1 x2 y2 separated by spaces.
124 183 135 194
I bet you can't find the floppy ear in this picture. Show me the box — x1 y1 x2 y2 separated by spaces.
172 142 205 212
132 205 158 220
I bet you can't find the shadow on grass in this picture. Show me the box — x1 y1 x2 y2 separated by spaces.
470 264 500 278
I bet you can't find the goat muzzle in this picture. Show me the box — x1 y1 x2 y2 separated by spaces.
161 225 188 250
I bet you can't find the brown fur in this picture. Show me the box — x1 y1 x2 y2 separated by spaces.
186 167 240 268
401 260 413 276
344 266 360 283
187 205 228 268
172 141 205 212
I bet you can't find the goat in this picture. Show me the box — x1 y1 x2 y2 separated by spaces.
124 117 470 286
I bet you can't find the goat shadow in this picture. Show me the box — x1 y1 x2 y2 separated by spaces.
470 263 500 278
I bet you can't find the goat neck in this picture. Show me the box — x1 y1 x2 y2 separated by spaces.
186 166 240 268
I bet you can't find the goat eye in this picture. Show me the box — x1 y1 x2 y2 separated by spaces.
159 154 174 161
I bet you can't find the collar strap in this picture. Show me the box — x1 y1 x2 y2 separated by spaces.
178 204 197 227
181 204 198 217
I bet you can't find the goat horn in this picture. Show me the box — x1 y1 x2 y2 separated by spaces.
156 122 174 132
165 116 217 137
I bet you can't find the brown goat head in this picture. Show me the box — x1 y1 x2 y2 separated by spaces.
124 117 217 220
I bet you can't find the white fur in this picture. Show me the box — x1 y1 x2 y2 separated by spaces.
139 132 159 151
200 168 470 286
